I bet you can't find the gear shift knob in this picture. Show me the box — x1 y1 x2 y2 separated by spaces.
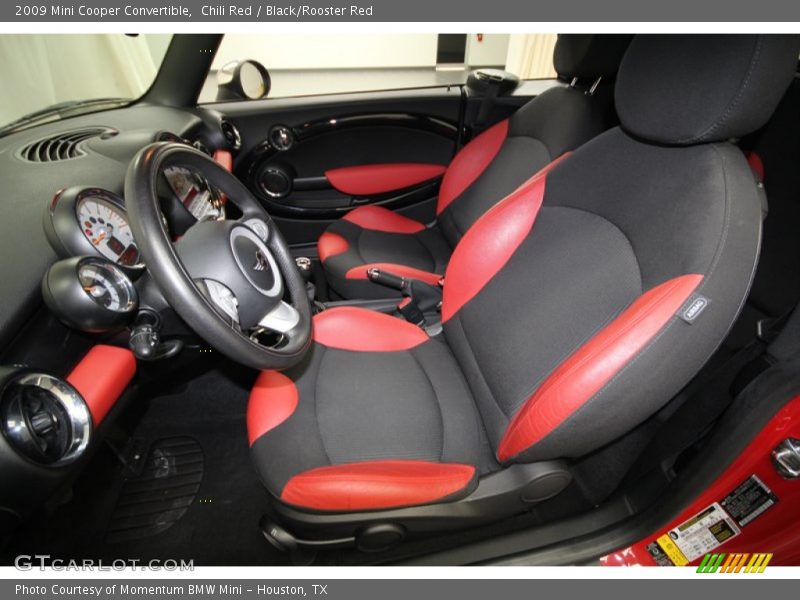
295 256 313 284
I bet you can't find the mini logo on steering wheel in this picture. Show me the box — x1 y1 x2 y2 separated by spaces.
253 250 269 272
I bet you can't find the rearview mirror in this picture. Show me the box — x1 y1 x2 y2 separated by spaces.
216 59 271 101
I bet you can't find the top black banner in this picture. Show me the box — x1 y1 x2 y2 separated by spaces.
5 0 800 22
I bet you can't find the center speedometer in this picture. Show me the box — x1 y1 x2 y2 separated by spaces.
43 187 144 272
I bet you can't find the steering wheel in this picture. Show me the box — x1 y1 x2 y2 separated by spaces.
124 143 312 371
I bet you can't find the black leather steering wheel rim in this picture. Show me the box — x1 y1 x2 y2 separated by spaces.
124 142 312 371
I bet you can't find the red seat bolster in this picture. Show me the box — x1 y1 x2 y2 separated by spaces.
317 231 350 262
313 307 429 351
437 119 509 215
247 370 299 446
442 154 569 322
281 460 476 511
341 205 425 234
497 273 704 461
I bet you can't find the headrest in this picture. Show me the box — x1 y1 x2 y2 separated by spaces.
616 35 800 145
553 34 634 80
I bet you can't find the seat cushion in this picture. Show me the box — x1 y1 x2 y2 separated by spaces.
248 307 490 511
319 205 450 299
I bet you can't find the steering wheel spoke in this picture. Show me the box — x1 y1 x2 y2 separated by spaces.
197 279 241 330
257 300 301 335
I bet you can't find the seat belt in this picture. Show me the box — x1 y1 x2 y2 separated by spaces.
474 84 500 129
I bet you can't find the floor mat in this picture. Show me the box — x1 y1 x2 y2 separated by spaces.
3 365 290 566
106 437 204 544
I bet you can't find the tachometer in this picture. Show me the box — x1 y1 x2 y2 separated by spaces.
77 258 137 313
41 256 138 334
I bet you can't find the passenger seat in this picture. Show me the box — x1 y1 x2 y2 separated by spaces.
318 34 633 299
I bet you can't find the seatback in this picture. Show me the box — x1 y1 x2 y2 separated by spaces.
436 34 632 246
441 35 800 465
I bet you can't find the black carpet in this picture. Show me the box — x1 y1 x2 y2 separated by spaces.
3 365 290 566
106 436 204 544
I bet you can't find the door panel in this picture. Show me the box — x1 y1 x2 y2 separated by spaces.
207 87 463 246
244 117 457 216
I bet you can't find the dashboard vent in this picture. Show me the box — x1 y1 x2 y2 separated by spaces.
220 119 242 151
0 373 91 467
18 127 117 163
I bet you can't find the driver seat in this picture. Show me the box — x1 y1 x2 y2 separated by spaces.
247 35 799 546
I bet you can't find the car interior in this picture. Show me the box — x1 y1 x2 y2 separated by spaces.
2 33 800 566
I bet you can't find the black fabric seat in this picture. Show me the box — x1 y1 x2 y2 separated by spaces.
248 35 799 518
247 308 495 511
317 34 632 299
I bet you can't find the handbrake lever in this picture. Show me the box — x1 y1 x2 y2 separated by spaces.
367 268 443 326
367 267 407 292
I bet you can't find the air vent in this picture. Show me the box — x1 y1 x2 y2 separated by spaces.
1 373 91 466
18 127 117 163
220 119 242 151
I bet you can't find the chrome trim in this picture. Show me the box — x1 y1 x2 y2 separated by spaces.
221 119 242 151
203 279 240 325
772 438 800 479
3 373 91 467
268 125 294 151
243 217 270 242
258 300 301 334
586 76 602 97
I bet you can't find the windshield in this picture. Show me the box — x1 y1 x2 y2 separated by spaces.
0 34 172 134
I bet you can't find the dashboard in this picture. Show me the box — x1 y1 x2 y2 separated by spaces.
36 130 235 339
0 104 243 527
0 104 239 352
44 165 225 274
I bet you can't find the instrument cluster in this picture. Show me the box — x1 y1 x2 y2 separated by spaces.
41 135 229 334
163 165 225 223
45 187 143 271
